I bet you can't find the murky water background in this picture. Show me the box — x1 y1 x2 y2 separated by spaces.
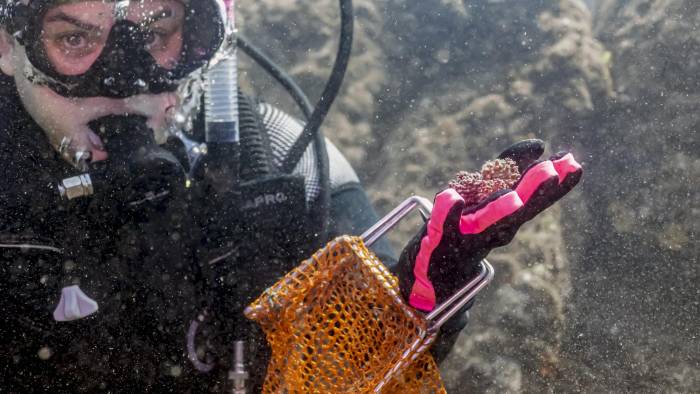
240 1 698 392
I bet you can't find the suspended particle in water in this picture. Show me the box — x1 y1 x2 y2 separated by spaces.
38 346 53 360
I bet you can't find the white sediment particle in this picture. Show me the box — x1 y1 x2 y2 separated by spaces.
38 347 53 360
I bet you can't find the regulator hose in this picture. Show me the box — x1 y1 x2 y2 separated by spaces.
237 91 272 181
224 0 353 245
282 0 353 245
237 35 313 119
281 0 354 174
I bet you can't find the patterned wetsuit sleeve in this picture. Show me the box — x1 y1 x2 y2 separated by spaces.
327 182 397 266
257 102 395 260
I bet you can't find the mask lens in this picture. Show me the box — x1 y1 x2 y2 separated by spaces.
39 1 188 76
40 2 109 76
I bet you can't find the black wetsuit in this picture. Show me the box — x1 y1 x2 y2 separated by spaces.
0 81 468 392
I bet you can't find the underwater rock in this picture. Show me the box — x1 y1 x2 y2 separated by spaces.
238 0 387 165
560 0 700 391
238 0 602 392
239 0 697 392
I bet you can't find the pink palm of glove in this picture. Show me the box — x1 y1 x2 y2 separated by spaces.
396 140 583 312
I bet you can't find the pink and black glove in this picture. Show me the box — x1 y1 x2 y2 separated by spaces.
396 140 583 312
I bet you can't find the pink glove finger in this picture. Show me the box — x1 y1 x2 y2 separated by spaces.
513 154 582 220
459 191 522 235
409 189 464 311
515 160 559 203
552 153 582 185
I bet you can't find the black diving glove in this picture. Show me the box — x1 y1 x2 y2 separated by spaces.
396 140 583 312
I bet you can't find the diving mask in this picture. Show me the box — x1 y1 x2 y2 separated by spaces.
2 0 226 98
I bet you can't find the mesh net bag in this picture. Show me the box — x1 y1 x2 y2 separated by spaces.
245 236 446 394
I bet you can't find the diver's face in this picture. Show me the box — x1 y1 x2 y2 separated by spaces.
0 0 186 166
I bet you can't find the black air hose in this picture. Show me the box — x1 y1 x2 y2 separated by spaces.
312 126 331 247
237 35 313 119
281 0 354 174
228 0 353 245
280 0 353 245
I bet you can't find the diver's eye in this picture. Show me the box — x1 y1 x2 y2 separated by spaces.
60 32 89 50
143 30 166 49
144 31 156 45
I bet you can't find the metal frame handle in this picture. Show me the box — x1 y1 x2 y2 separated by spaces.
426 260 494 332
361 196 433 247
361 196 495 331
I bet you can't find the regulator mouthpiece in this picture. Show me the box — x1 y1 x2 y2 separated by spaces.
58 115 186 207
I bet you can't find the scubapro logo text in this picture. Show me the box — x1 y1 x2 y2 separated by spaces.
242 192 289 210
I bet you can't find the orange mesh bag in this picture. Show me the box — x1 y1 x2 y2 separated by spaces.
244 235 446 394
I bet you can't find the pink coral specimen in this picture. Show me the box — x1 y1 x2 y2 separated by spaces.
448 158 521 207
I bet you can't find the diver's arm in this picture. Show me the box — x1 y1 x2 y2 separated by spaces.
259 102 471 363
327 182 396 265
257 101 396 262
326 180 471 364
395 141 583 365
298 113 471 363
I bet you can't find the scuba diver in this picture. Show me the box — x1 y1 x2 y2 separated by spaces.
0 0 582 392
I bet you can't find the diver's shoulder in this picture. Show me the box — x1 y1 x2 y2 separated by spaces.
256 103 360 190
